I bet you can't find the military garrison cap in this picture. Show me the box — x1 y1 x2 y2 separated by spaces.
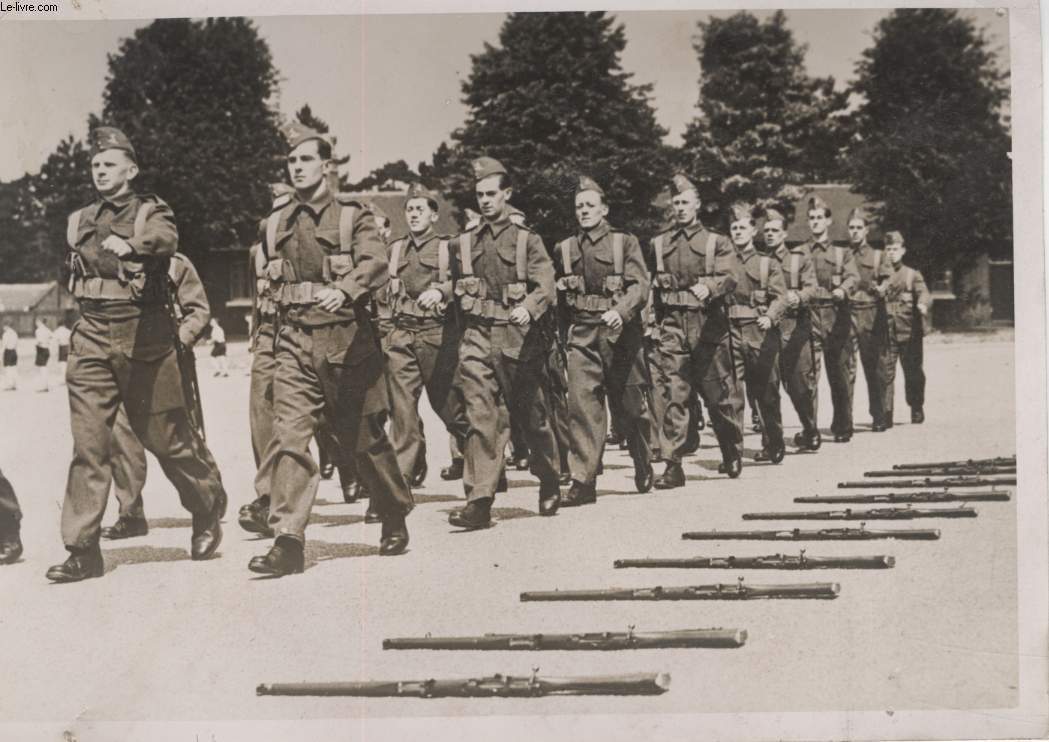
670 174 697 196
729 202 755 224
575 175 605 197
282 122 329 153
472 156 507 181
405 182 440 211
807 194 831 216
847 207 871 224
884 230 905 246
762 208 787 226
90 127 137 162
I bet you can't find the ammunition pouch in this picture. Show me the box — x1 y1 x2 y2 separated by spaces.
556 275 585 293
750 290 768 307
323 254 355 282
460 297 513 323
654 272 677 291
658 289 702 309
728 304 760 320
565 293 613 313
603 275 624 294
66 252 159 302
382 280 447 321
831 274 842 288
454 276 485 300
502 281 528 305
277 281 331 306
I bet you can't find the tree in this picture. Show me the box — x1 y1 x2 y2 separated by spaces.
680 11 850 219
846 9 1011 277
424 11 671 239
345 160 419 192
100 18 285 260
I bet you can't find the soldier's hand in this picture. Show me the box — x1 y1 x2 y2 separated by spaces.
757 316 772 331
786 291 800 307
832 288 845 301
602 310 623 330
101 235 133 258
690 282 711 301
315 287 348 312
417 288 443 309
510 306 531 326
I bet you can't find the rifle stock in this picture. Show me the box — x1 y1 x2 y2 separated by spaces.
383 628 746 650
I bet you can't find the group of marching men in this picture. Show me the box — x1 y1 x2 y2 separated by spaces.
0 122 930 581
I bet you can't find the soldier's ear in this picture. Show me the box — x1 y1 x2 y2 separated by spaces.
127 161 140 181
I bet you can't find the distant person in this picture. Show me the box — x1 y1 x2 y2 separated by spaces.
0 467 23 564
880 231 930 425
208 317 229 377
1 324 17 391
52 321 72 385
33 318 52 392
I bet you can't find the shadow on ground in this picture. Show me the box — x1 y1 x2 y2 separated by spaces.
103 545 191 573
304 540 380 570
146 517 192 529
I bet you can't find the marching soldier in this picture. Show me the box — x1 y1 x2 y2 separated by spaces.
0 468 22 564
247 124 412 575
650 174 743 488
802 196 860 442
726 203 788 463
759 208 822 451
554 176 653 506
376 183 469 487
881 231 930 425
846 207 893 430
446 156 561 529
48 126 227 583
102 251 211 540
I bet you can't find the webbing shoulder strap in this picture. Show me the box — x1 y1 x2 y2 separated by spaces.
654 235 665 273
438 240 449 283
612 232 624 274
906 267 914 293
759 256 770 290
264 195 292 260
873 249 883 276
790 253 800 290
66 209 83 249
515 228 528 282
459 232 473 276
338 204 357 254
133 202 154 238
705 233 717 275
389 239 405 278
557 238 573 275
834 246 845 274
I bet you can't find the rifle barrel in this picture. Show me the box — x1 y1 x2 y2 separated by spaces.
613 555 894 569
383 628 747 650
520 582 839 601
837 477 1015 489
682 528 940 540
864 466 1014 477
892 456 1014 470
794 491 1010 504
742 507 976 520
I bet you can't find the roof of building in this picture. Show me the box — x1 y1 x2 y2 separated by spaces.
0 282 57 312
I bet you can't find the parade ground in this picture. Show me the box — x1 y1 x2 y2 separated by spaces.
0 333 1018 728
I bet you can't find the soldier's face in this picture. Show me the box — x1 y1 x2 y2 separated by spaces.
807 209 831 237
91 150 138 197
886 244 906 264
762 220 787 248
405 198 438 235
286 141 328 193
475 175 511 219
575 191 608 230
671 190 700 225
847 219 869 246
730 219 755 247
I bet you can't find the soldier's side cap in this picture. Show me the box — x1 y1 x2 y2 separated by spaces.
807 194 831 214
670 173 697 196
762 207 787 225
848 206 871 224
729 201 755 223
405 182 440 211
90 127 137 162
282 122 329 153
885 230 905 246
575 175 604 197
472 156 507 181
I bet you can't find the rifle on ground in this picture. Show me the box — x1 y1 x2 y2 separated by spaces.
257 671 671 697
682 526 940 541
837 476 1015 489
613 552 894 570
863 466 1014 477
383 627 746 650
520 579 839 602
795 490 1010 504
163 275 205 439
892 456 1014 470
742 506 976 521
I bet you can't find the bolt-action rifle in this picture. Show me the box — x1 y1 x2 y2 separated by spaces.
613 551 894 570
520 578 839 602
682 526 940 541
742 506 976 521
794 490 1010 505
162 274 205 439
837 476 1015 489
383 627 746 650
892 456 1014 470
864 466 1014 477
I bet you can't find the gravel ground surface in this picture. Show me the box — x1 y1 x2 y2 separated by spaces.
0 337 1018 733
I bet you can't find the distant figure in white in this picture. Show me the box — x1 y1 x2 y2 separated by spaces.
1 324 17 391
33 318 52 392
208 317 229 377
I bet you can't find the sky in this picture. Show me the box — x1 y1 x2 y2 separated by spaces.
0 8 1010 184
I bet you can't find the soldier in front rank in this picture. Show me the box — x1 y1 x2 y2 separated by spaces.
881 231 930 425
247 124 413 575
759 208 822 451
446 157 561 530
47 127 227 583
102 252 211 540
802 195 860 443
376 183 470 488
726 203 788 463
846 207 893 431
650 174 743 489
0 468 23 564
553 176 653 506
